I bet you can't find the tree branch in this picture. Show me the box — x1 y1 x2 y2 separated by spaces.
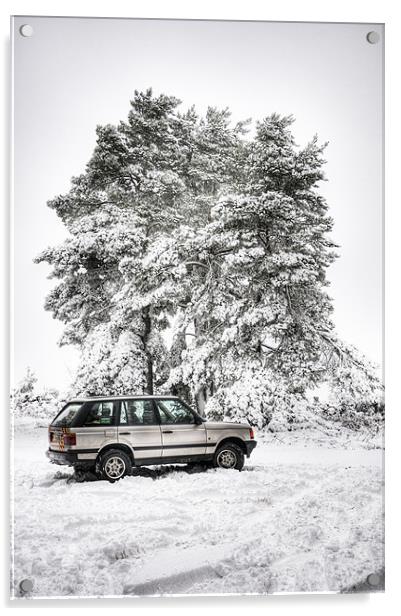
185 261 209 270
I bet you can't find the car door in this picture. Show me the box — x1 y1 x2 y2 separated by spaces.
155 399 207 457
118 399 162 461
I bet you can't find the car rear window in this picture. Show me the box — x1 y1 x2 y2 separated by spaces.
51 403 83 427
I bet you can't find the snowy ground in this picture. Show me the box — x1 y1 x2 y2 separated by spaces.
11 423 384 598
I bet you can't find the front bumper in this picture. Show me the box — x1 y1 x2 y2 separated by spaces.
46 448 78 466
244 440 257 457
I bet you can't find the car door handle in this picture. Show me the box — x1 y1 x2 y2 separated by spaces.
119 432 130 435
162 430 174 434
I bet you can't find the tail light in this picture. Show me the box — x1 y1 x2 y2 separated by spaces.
249 427 255 440
48 429 57 443
63 433 76 447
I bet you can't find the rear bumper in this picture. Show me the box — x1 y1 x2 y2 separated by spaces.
244 440 257 457
46 448 77 465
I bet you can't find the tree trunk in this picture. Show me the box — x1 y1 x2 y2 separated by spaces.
195 386 207 417
145 356 153 395
192 314 216 416
142 308 154 395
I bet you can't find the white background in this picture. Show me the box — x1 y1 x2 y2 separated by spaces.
1 0 399 614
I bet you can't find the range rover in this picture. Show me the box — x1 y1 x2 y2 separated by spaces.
46 396 257 482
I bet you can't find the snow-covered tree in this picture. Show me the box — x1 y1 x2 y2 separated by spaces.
156 115 383 422
36 90 382 427
37 90 246 395
11 368 62 423
326 341 384 414
13 367 37 403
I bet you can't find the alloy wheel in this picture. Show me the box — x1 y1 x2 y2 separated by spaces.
104 456 126 479
217 449 237 469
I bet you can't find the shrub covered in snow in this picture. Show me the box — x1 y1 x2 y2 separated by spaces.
11 368 64 424
319 400 384 432
200 364 319 431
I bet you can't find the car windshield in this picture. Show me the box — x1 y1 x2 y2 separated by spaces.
51 403 83 427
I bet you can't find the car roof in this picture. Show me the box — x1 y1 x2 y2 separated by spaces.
69 395 181 402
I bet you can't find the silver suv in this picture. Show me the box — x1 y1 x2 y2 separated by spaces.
46 396 257 481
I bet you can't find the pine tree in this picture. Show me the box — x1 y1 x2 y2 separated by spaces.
36 91 382 426
36 90 246 396
159 115 382 422
11 368 61 422
13 367 37 405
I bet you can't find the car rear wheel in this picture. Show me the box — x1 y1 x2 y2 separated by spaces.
214 443 244 471
99 449 132 482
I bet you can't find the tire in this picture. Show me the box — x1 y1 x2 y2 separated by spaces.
213 442 244 471
99 449 132 482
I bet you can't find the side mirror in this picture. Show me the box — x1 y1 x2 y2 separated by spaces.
195 415 206 425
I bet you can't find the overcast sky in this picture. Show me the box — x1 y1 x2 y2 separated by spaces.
12 16 383 390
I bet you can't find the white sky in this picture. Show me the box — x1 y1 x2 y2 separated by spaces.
12 16 383 390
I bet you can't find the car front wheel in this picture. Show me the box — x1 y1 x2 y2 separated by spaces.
99 449 132 482
213 443 244 471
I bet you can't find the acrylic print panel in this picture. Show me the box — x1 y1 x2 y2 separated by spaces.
11 16 384 598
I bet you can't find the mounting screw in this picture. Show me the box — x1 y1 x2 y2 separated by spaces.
367 573 381 587
366 31 380 44
19 578 33 594
19 24 34 38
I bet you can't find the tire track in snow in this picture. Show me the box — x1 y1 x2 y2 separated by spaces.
12 428 383 597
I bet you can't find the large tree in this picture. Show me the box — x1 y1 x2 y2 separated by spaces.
150 115 382 422
37 92 382 425
37 90 246 395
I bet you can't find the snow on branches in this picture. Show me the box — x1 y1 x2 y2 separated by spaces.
36 90 383 429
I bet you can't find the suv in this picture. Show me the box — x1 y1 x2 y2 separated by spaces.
46 396 257 481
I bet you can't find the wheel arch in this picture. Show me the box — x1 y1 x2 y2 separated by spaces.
215 436 246 455
96 443 135 464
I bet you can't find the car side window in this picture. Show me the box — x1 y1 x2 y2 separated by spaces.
120 400 158 425
84 401 116 426
157 399 195 424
